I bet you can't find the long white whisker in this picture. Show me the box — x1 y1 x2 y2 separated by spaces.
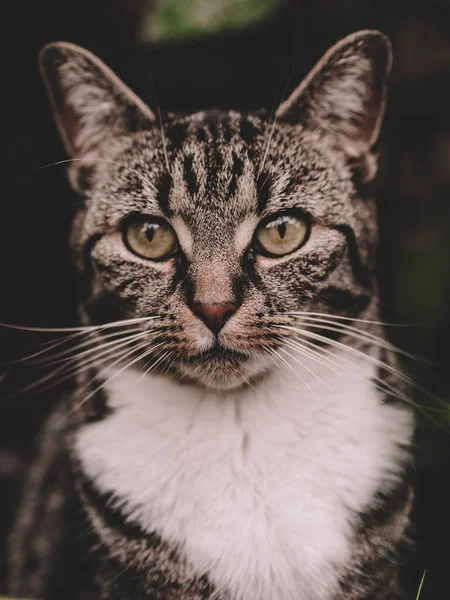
21 338 151 398
149 76 170 174
4 362 73 399
37 158 157 191
26 326 150 365
269 348 320 402
163 350 179 377
157 349 178 379
137 349 174 384
8 331 88 364
286 337 384 387
138 346 168 380
158 116 170 175
282 338 342 377
136 95 160 163
282 331 447 418
0 315 160 334
274 324 412 384
278 345 332 391
4 331 159 398
286 311 415 327
42 330 151 367
283 335 414 404
71 341 166 415
258 50 300 178
289 315 425 363
4 322 148 365
73 339 152 380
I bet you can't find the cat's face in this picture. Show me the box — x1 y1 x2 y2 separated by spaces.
40 31 391 389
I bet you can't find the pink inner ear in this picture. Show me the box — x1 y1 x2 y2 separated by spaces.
324 70 385 159
342 100 378 156
60 102 82 156
354 75 384 149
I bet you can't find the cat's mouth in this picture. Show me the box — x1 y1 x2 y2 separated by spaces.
174 343 265 390
185 345 250 364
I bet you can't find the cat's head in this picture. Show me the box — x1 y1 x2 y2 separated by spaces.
39 31 391 390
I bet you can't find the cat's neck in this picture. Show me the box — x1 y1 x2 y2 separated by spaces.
74 350 413 600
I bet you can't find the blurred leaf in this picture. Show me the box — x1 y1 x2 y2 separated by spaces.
141 0 280 42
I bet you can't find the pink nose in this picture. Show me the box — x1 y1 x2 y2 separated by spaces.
192 302 237 333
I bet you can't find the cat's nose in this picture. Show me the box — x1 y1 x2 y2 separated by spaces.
191 302 237 333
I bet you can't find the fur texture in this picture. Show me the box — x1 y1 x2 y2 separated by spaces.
8 30 414 600
76 355 412 600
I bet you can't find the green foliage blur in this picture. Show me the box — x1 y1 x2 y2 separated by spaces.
142 0 278 41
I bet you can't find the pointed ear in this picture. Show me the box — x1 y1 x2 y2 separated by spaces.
39 42 155 158
276 30 392 160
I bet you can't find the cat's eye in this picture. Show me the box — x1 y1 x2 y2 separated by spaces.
123 216 178 261
254 212 309 257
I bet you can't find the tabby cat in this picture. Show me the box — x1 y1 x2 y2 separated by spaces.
8 30 414 600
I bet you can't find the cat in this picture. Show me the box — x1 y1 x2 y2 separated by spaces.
8 30 414 600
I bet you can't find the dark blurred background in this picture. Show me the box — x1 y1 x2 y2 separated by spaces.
0 0 449 597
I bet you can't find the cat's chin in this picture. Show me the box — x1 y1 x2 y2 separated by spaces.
174 349 271 391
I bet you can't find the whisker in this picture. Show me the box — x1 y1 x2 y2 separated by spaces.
280 330 448 422
257 77 284 179
258 48 300 178
282 338 342 379
3 327 164 399
37 158 157 192
155 350 177 380
149 75 170 174
38 330 151 367
134 91 161 166
274 324 412 385
70 341 166 415
288 314 427 364
6 336 151 399
72 340 150 379
286 335 394 393
16 326 148 366
269 348 320 402
282 341 424 423
278 345 332 391
282 336 416 406
138 348 174 384
6 330 88 365
163 350 179 377
287 311 415 328
75 338 153 380
3 362 74 399
0 315 160 334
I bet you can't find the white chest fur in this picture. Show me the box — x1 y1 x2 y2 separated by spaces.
75 352 412 600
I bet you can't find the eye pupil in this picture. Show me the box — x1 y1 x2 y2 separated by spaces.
145 223 156 242
277 221 286 239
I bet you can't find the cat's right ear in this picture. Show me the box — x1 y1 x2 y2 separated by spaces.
276 31 392 175
39 43 155 159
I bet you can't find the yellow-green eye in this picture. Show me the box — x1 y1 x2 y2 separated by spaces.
123 216 178 260
254 212 309 257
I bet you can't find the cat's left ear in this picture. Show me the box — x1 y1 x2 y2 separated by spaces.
276 30 392 164
39 42 155 159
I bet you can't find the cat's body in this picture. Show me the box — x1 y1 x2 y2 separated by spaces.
9 31 414 600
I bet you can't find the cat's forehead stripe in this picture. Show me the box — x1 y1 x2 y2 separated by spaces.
182 154 200 198
164 125 258 216
156 172 172 216
157 111 269 220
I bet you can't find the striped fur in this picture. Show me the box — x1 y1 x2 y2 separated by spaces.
9 31 415 599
